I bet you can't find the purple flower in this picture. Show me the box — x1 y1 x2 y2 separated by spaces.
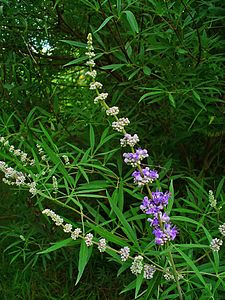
132 167 158 186
140 191 178 245
123 148 148 166
165 223 178 241
151 191 170 206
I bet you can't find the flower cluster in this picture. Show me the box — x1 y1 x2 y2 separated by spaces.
98 238 107 252
123 148 148 167
106 106 119 116
0 161 37 195
42 209 82 240
85 70 97 78
132 167 158 186
85 233 93 247
90 81 103 90
210 238 223 252
120 133 139 147
140 192 177 245
219 223 225 237
94 93 108 104
112 118 130 132
0 136 35 166
36 144 47 162
143 264 156 279
120 246 130 261
52 176 58 192
163 268 183 282
130 255 143 275
209 190 217 208
85 33 178 249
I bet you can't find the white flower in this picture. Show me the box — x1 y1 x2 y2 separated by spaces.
143 264 156 279
94 93 108 104
209 190 217 208
85 233 93 247
219 224 225 237
120 246 130 261
106 106 119 116
210 238 223 252
120 133 139 147
63 223 73 233
112 118 130 132
71 228 82 240
86 60 95 67
89 81 103 90
130 255 143 275
85 70 97 78
98 238 107 252
85 51 95 58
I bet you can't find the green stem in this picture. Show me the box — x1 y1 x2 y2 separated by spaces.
168 251 183 300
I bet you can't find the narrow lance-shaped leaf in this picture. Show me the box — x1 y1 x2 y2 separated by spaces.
75 239 92 285
124 10 139 34
94 16 114 34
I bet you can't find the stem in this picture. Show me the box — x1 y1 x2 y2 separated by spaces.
168 251 183 300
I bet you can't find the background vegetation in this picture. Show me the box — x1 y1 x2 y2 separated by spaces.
0 0 225 299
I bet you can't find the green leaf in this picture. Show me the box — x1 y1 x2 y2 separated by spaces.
135 274 144 298
124 10 139 34
75 240 92 285
143 66 151 75
192 90 201 101
38 238 76 254
101 64 126 71
94 16 114 33
88 223 128 247
60 40 87 48
168 93 176 108
89 124 95 151
64 56 87 67
175 247 209 289
120 278 137 294
107 191 137 244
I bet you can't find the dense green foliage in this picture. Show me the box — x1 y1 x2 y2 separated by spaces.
0 0 225 299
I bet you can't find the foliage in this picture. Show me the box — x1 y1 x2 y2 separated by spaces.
0 0 225 299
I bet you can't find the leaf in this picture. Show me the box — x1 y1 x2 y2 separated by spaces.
101 64 126 71
89 124 95 151
107 191 137 244
124 10 139 34
60 40 87 48
192 90 201 101
64 56 87 67
75 240 92 285
88 223 128 247
175 247 209 289
94 16 114 33
143 66 151 75
135 274 144 298
168 93 176 108
120 278 137 294
38 238 76 254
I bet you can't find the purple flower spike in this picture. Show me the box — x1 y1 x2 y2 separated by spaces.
140 191 178 245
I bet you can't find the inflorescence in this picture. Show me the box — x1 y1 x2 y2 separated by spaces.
85 33 178 248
